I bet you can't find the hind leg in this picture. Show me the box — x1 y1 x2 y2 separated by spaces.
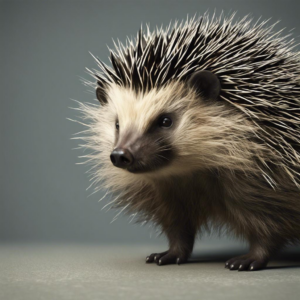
225 238 281 271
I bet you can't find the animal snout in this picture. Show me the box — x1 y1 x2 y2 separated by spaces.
110 148 134 169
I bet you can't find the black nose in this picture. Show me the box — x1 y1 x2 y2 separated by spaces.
110 148 134 168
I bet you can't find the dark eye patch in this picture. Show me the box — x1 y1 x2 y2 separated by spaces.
145 113 176 133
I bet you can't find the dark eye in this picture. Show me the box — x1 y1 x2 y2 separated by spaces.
116 121 119 130
159 116 172 128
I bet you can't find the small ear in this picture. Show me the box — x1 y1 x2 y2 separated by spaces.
187 70 221 101
96 86 108 105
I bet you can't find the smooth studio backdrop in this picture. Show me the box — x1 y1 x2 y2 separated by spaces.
1 0 300 248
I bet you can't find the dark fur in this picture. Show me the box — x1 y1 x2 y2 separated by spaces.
120 166 300 269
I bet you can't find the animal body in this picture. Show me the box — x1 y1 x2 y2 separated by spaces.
78 14 300 271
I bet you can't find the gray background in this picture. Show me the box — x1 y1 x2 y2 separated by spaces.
1 0 300 247
2 2 300 300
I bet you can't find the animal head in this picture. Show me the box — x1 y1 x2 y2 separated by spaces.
86 70 260 186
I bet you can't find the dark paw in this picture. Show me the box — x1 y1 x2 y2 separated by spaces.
145 250 168 263
146 250 187 266
225 255 268 271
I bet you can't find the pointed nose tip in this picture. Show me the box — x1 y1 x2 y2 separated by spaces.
110 148 134 168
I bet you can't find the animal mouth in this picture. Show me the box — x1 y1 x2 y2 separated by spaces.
126 165 150 174
125 161 168 174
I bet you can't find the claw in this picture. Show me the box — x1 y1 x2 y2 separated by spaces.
225 255 268 271
146 250 187 266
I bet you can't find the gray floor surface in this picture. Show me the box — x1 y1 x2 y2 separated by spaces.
1 243 299 300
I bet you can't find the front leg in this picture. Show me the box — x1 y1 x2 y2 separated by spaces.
146 222 196 266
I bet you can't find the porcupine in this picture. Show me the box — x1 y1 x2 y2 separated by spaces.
76 13 300 271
